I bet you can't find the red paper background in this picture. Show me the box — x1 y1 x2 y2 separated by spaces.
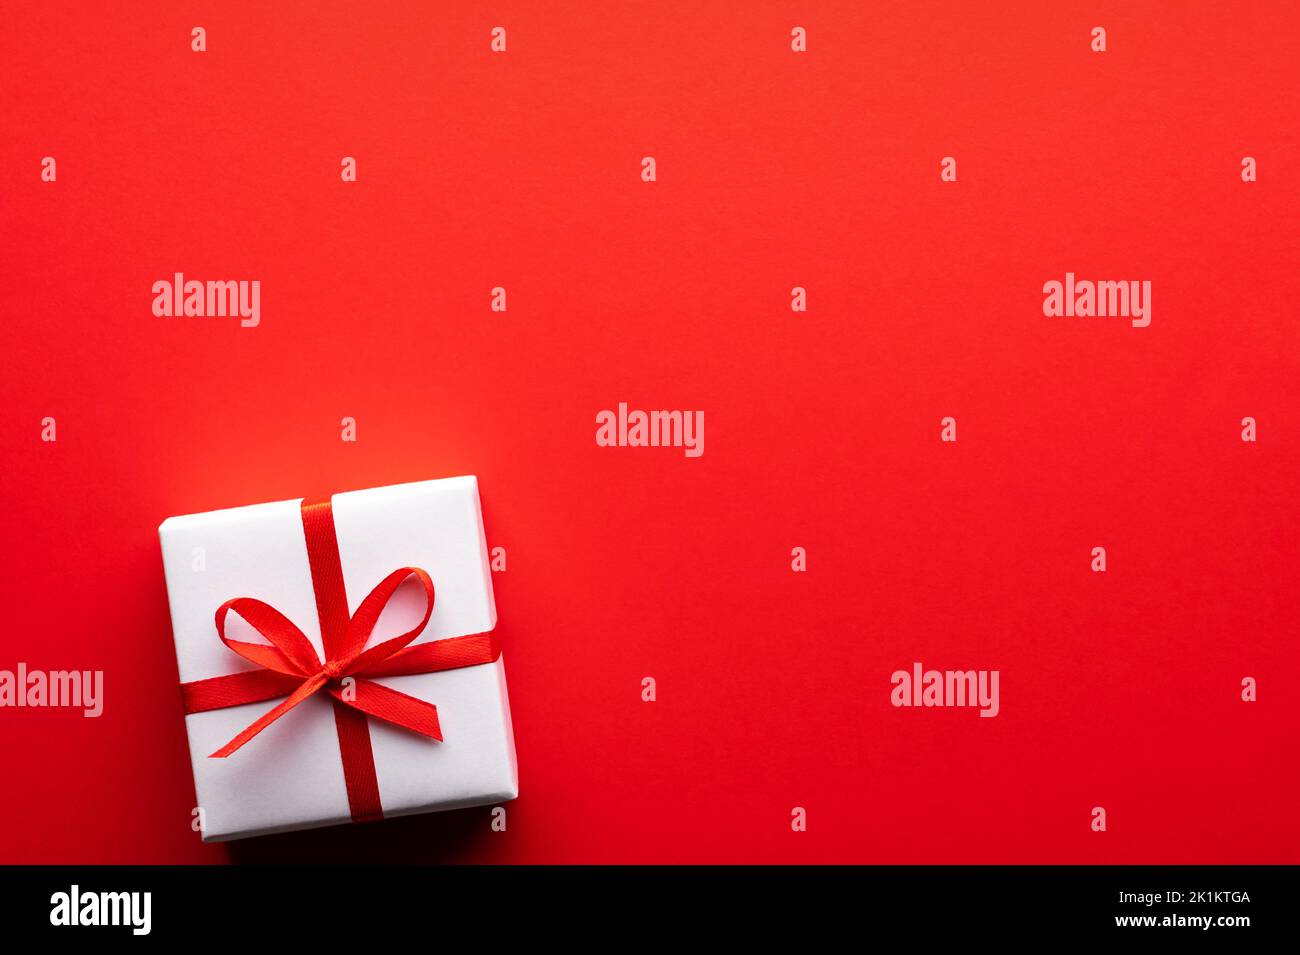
2 2 1298 863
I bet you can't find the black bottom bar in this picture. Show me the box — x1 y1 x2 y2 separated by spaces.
3 865 1291 941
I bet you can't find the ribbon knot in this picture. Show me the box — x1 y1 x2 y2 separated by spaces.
179 497 502 823
321 659 348 681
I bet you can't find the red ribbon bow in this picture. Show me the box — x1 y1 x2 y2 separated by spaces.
179 498 500 822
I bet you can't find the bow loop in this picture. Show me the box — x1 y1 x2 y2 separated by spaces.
342 568 436 676
215 598 323 676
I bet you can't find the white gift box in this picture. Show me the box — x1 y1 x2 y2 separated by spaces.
158 476 518 841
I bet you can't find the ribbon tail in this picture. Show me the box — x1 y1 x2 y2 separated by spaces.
209 674 327 758
327 678 442 741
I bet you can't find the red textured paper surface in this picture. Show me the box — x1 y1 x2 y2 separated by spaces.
2 2 1298 863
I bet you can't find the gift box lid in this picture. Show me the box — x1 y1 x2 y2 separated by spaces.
158 476 517 841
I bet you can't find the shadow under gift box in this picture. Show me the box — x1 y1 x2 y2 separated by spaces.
158 476 518 842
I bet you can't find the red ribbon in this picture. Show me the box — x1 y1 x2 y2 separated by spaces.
179 497 500 822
